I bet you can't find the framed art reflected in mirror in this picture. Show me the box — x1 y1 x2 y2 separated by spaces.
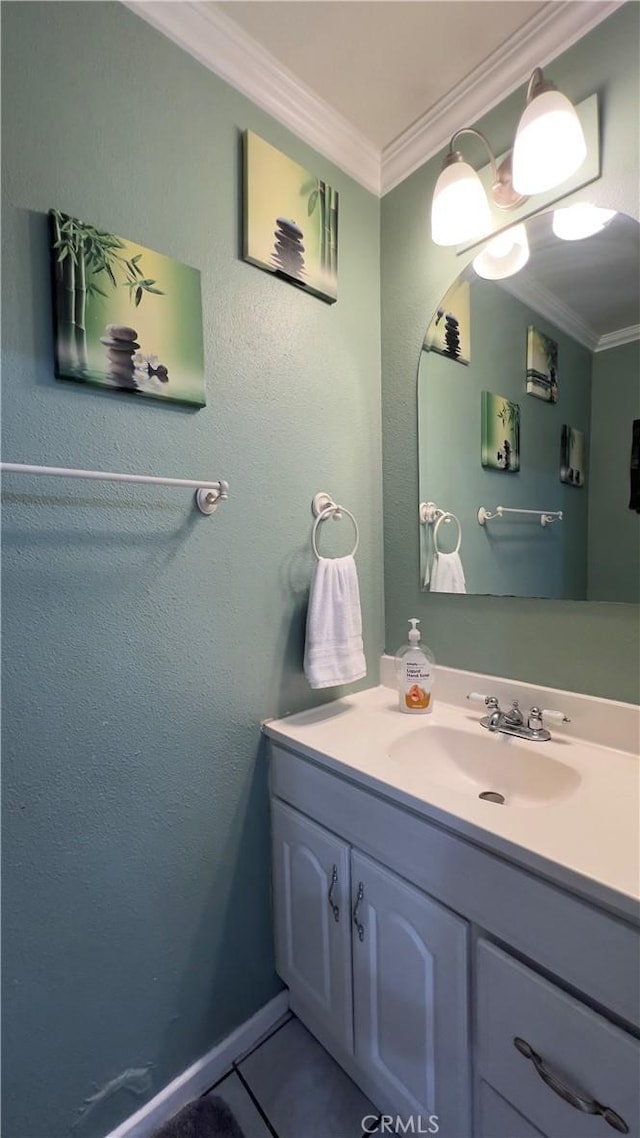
418 210 640 602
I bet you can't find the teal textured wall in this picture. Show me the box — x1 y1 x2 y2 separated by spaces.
419 283 592 598
588 340 640 602
382 3 640 702
1 4 383 1136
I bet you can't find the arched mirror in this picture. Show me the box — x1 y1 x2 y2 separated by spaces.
418 209 640 602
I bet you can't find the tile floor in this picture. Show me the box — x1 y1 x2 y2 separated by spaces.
203 1014 380 1138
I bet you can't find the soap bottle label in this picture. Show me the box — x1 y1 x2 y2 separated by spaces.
403 660 432 710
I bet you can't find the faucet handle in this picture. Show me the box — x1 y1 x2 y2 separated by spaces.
467 692 499 707
541 709 571 724
528 706 544 731
528 706 571 732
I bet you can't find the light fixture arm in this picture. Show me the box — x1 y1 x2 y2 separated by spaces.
525 66 555 104
445 127 528 213
448 127 498 181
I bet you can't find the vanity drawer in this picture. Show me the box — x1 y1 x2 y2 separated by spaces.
476 940 640 1137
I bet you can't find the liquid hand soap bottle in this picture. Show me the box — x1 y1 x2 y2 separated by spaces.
395 618 435 714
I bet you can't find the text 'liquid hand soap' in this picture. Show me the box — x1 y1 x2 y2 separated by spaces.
395 618 435 714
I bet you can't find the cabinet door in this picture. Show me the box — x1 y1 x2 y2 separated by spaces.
271 799 353 1052
351 851 470 1138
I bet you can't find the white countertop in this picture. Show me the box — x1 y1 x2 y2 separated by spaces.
264 685 640 922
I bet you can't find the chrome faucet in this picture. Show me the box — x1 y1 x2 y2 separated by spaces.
468 694 570 742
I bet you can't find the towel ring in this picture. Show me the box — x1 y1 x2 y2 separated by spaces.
433 511 461 554
312 501 360 560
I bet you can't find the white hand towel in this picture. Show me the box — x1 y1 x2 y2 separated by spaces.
304 555 367 689
430 550 467 593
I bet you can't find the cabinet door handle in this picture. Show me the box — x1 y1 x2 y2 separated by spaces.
513 1037 629 1133
353 882 364 942
328 864 340 922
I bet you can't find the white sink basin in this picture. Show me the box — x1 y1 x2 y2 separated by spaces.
388 724 581 807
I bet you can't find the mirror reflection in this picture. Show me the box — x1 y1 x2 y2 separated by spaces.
418 209 640 602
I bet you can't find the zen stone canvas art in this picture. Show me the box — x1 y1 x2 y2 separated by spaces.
526 324 558 403
423 279 471 366
243 131 339 304
49 210 206 406
560 424 586 486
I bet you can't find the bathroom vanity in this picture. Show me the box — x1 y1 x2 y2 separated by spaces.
263 672 640 1138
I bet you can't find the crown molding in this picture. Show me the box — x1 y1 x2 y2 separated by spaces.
123 0 381 194
380 0 624 195
498 279 638 355
123 0 622 199
595 325 640 352
503 275 600 352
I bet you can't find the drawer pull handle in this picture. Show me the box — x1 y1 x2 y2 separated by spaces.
328 864 340 922
513 1037 629 1134
353 882 365 942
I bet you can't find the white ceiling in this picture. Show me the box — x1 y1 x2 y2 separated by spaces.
217 1 545 149
126 0 622 193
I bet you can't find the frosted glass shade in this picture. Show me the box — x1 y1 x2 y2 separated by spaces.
473 224 530 280
512 89 586 195
431 159 492 246
552 203 617 241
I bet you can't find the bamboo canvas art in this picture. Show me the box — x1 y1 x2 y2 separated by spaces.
243 132 338 304
481 391 521 472
49 211 206 406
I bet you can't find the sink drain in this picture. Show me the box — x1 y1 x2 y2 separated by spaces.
479 790 506 805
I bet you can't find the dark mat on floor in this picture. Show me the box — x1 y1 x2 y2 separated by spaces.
152 1094 246 1138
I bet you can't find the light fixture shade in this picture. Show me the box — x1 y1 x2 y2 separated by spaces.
552 203 617 241
512 89 586 195
472 224 530 280
431 158 492 246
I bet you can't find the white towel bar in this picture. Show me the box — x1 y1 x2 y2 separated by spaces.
477 506 562 527
0 462 229 515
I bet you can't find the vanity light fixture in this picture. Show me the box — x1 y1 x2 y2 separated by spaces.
431 68 586 247
431 133 495 246
552 203 617 241
472 224 530 280
431 127 522 246
512 69 587 195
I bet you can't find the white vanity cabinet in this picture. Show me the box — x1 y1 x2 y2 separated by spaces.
271 800 353 1053
267 739 640 1138
271 799 471 1137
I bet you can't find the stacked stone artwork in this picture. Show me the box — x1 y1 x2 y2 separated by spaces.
100 324 139 389
271 218 306 280
443 313 461 360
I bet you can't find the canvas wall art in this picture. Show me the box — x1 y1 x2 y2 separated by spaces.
560 425 586 486
481 391 521 472
526 325 558 402
49 210 205 406
243 131 338 304
423 279 470 366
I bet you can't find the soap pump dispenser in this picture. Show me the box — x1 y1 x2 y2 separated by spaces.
395 618 435 714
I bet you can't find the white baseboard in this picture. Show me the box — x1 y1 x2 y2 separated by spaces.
105 990 290 1138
